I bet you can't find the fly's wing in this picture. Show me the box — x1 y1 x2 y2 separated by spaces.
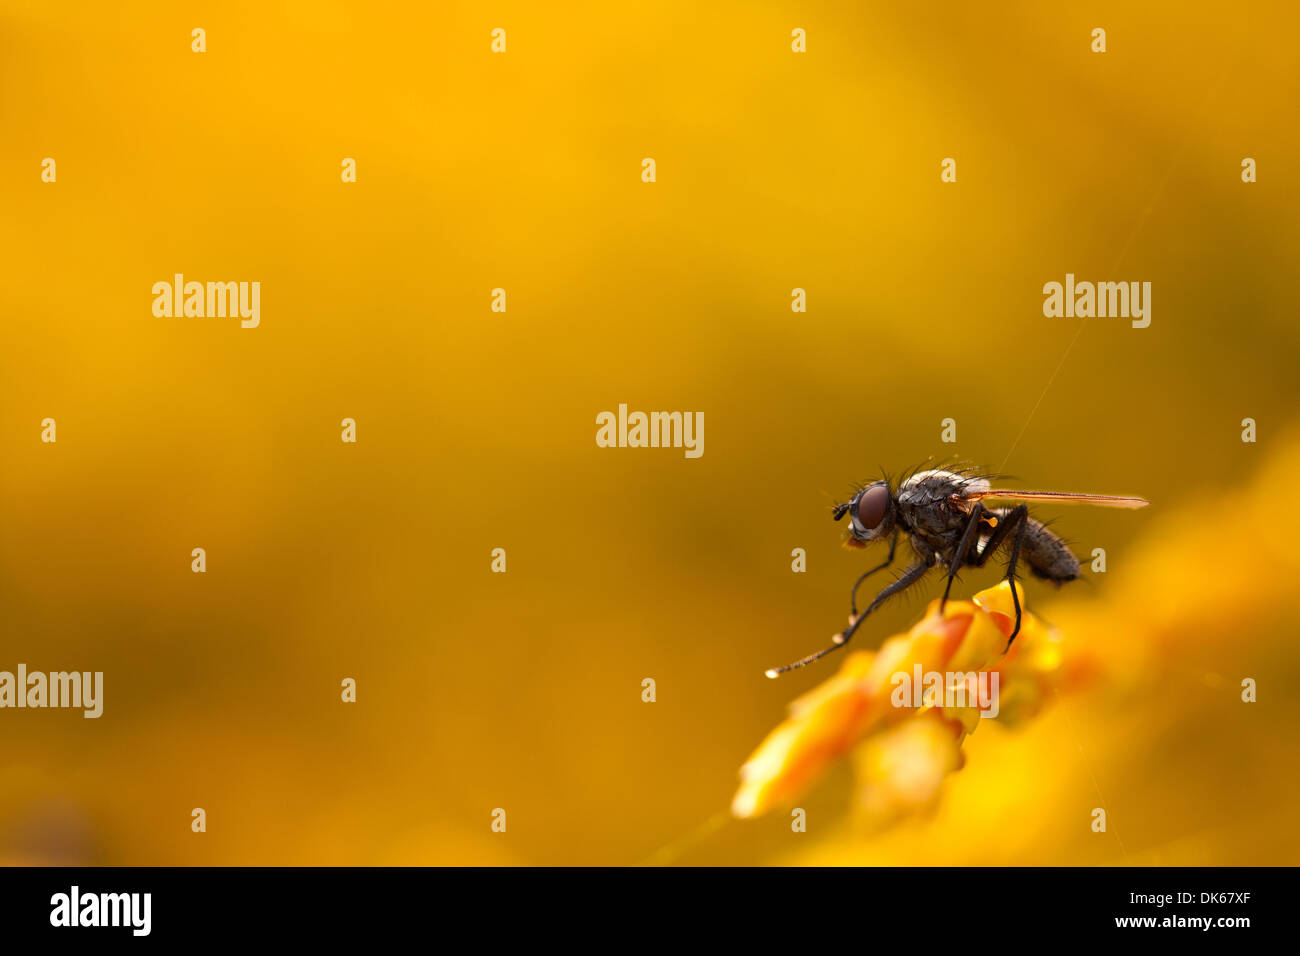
965 489 1149 509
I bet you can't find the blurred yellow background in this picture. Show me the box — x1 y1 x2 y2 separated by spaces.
1 1 1297 865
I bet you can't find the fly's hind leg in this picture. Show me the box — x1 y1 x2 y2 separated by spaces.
968 504 1030 651
1001 510 1029 650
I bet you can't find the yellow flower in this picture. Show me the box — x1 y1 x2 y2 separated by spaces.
732 581 1086 822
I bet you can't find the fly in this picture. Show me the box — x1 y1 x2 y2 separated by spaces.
766 465 1148 678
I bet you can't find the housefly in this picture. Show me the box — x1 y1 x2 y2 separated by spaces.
766 466 1148 678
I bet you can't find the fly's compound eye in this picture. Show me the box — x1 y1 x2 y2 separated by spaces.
852 483 890 534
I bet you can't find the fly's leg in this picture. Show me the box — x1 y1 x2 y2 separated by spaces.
768 557 932 678
940 503 985 612
968 504 1030 651
1002 509 1029 650
850 528 898 617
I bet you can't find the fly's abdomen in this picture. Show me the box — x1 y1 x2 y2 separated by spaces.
1020 517 1080 582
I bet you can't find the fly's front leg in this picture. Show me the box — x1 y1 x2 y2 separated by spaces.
767 549 934 677
850 528 898 617
842 556 932 645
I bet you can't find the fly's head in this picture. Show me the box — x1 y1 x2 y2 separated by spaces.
833 480 896 549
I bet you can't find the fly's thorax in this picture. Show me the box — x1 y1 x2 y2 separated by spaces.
897 469 990 536
897 469 991 506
